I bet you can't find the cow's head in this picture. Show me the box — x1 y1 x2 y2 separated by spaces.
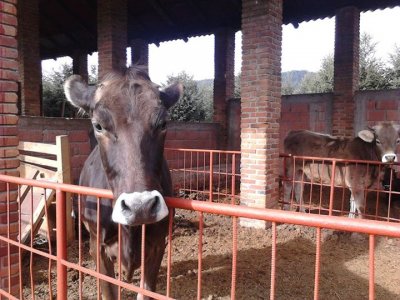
358 122 400 163
64 67 182 226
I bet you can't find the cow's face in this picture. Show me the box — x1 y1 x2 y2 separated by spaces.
358 123 400 163
64 68 182 226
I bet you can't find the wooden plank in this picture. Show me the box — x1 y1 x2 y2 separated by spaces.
56 135 74 243
19 161 56 179
20 188 55 245
19 154 58 169
18 141 58 155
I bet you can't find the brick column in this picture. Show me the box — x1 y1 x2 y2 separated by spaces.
18 0 41 116
213 28 235 149
332 6 360 137
0 0 20 295
240 0 282 228
130 39 149 73
72 50 88 83
97 0 127 78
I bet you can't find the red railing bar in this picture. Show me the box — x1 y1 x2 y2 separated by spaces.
140 225 146 293
18 185 23 300
166 210 174 297
165 198 400 238
30 187 35 300
270 222 277 300
369 235 375 300
166 148 241 155
43 187 54 300
0 234 57 260
197 211 204 300
328 161 336 216
6 183 11 295
78 194 83 300
61 260 174 299
56 189 68 300
0 289 18 300
314 228 321 300
231 216 238 300
280 153 400 166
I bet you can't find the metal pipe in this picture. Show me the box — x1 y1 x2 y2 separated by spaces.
56 189 67 300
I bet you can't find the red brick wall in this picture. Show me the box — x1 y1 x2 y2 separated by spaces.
17 0 41 115
240 0 282 228
355 89 400 133
0 0 19 295
18 117 220 183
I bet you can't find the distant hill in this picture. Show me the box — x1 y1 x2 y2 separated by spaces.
197 79 213 89
195 70 312 95
282 70 310 86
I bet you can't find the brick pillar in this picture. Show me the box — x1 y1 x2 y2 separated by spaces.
213 28 235 149
97 0 127 79
0 0 20 296
72 50 88 83
130 39 149 73
332 7 360 137
240 0 282 228
18 0 41 116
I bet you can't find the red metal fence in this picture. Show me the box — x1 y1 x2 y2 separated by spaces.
280 154 400 222
0 149 399 299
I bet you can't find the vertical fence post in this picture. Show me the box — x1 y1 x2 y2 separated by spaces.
209 151 214 202
328 161 336 216
56 189 67 300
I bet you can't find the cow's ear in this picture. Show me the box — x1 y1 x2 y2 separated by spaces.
358 129 375 143
64 75 95 113
160 82 183 109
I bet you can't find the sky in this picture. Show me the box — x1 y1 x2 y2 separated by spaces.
42 7 400 85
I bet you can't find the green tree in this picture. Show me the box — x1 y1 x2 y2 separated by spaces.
387 44 400 88
164 71 210 122
42 63 78 117
294 33 394 94
297 55 334 93
359 33 388 90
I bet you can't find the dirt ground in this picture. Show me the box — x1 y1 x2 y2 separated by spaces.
23 206 400 300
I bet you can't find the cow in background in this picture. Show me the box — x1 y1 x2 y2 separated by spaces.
283 123 400 218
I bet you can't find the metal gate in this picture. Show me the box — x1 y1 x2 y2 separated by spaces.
0 171 400 299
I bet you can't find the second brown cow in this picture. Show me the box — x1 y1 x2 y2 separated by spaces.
283 122 400 218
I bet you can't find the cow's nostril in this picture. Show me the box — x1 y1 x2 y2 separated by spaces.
149 197 159 213
120 199 129 211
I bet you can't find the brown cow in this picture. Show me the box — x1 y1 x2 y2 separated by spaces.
64 67 182 299
283 123 400 218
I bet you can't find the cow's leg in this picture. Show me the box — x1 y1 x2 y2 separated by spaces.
294 171 306 212
89 235 117 300
349 189 365 218
137 244 166 300
283 180 293 210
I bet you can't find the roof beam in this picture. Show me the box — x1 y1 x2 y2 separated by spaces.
55 0 96 40
41 10 81 46
148 0 175 27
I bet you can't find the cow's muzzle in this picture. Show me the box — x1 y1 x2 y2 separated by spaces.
382 153 398 163
111 191 169 226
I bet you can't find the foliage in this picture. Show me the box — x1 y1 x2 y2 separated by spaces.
164 71 212 122
282 33 400 95
42 63 78 117
359 33 388 90
387 44 400 88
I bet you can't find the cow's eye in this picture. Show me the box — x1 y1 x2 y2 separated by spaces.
376 139 381 145
93 122 103 133
397 138 400 145
159 120 167 130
